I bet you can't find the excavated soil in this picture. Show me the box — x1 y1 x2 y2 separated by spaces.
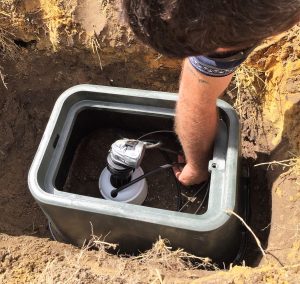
0 0 299 283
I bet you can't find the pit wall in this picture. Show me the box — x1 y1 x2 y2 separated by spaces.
0 0 180 76
246 25 300 156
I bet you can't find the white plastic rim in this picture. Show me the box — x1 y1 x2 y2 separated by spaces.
99 167 148 205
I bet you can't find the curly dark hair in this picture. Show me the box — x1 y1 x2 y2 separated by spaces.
123 0 300 58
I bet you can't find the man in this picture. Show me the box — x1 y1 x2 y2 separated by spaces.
123 0 300 185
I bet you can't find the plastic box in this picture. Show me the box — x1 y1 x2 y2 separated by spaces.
28 84 244 263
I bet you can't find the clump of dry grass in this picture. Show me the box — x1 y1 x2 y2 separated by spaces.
133 237 216 271
230 64 266 117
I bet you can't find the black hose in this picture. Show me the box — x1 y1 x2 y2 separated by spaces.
110 163 185 198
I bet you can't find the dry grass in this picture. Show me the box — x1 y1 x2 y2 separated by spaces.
90 33 103 70
226 209 266 258
34 236 217 283
0 1 20 56
255 155 300 185
39 0 106 67
248 25 300 149
36 234 118 284
230 64 266 117
133 237 216 271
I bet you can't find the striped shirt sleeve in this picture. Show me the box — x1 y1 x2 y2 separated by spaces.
188 47 254 77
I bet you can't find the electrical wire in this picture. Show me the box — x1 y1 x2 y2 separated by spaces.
141 138 179 155
194 180 210 214
179 181 209 212
138 130 175 140
143 140 179 155
110 162 185 198
144 141 162 149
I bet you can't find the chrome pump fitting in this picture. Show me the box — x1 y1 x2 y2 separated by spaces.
107 139 146 187
99 139 148 205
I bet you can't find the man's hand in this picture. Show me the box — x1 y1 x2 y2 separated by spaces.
175 59 233 186
174 163 209 186
173 155 208 186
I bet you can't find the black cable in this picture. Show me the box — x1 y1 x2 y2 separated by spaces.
174 176 182 211
110 163 185 198
179 181 209 212
138 135 182 210
159 149 182 211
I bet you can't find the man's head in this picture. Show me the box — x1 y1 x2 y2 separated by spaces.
123 0 300 58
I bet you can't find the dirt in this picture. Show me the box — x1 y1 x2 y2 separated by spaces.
0 0 299 283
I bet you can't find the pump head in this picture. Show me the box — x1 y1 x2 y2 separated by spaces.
99 139 148 204
109 139 146 169
106 139 146 188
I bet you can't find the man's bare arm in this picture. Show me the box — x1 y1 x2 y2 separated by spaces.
174 59 233 185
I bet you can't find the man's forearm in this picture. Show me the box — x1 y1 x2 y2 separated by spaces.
175 59 233 185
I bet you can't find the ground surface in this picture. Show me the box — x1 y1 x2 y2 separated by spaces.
0 1 299 283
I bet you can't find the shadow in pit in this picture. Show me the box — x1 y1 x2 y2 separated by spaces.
241 154 272 267
242 101 300 267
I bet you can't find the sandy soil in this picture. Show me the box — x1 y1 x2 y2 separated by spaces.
0 0 299 283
